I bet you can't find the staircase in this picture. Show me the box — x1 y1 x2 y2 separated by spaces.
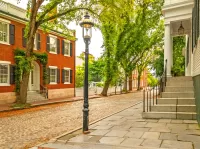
143 76 197 120
27 91 48 103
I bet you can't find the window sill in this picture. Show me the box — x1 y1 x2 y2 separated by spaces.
50 82 57 85
49 51 57 54
64 54 71 57
0 83 10 86
0 41 10 45
64 82 70 84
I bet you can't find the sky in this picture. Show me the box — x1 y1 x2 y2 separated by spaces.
4 0 104 58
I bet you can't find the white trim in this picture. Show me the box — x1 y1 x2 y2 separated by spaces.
0 61 11 64
50 82 57 85
49 51 57 54
0 62 10 85
49 34 57 38
64 54 70 57
49 66 58 69
64 39 70 43
64 82 70 84
63 68 70 84
0 41 10 45
64 67 70 70
0 83 10 86
0 18 11 23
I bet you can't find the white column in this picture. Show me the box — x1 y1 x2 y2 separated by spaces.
185 35 192 76
164 23 173 77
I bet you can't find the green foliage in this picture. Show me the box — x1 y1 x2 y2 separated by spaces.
172 36 185 76
147 74 158 87
12 103 31 109
75 65 84 87
151 48 164 77
14 49 48 93
96 82 104 87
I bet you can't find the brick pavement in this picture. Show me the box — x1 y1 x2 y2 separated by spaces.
0 92 143 149
34 102 200 149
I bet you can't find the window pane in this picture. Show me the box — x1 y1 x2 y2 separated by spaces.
50 37 56 52
50 69 56 83
64 42 69 55
0 64 8 84
0 22 7 42
65 70 70 82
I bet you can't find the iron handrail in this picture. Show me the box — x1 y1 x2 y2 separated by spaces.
40 84 48 99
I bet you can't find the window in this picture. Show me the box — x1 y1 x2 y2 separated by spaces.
0 63 9 85
49 36 57 53
0 21 8 43
50 68 57 83
64 41 70 56
64 69 70 83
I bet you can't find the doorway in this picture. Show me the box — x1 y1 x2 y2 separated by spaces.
28 61 40 91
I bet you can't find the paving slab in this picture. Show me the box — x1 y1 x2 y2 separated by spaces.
188 124 200 130
93 125 113 130
145 122 166 128
68 135 92 143
125 131 144 138
171 120 183 123
149 127 171 133
159 133 177 141
183 120 198 124
178 134 200 142
141 132 160 139
130 127 151 132
120 138 144 147
161 140 193 149
99 137 125 145
89 130 110 136
105 130 128 137
141 139 162 148
158 119 171 123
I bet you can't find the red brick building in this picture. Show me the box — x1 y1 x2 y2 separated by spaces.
131 69 148 90
0 1 75 104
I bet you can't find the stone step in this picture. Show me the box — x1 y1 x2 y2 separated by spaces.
161 92 194 98
151 105 196 112
142 112 196 120
166 81 193 87
157 98 195 105
165 87 194 92
27 91 47 103
167 76 192 82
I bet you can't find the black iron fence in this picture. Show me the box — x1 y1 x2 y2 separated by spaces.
143 59 167 112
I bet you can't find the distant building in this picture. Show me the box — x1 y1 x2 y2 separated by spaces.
131 69 148 90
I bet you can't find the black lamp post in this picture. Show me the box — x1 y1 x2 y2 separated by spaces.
80 12 94 133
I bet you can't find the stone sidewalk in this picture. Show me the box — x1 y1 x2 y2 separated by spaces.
33 103 200 149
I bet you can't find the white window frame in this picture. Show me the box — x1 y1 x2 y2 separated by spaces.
49 66 57 84
49 34 57 54
33 34 38 50
64 40 70 57
0 61 11 86
64 67 70 84
0 18 10 45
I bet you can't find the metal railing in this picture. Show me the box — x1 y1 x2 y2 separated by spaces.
143 59 168 112
143 85 159 112
40 85 48 99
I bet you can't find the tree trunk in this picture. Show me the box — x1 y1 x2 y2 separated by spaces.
129 74 132 91
18 7 38 103
101 81 110 96
137 74 141 90
123 75 128 92
19 72 30 104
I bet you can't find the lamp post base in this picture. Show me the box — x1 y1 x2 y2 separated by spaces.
83 108 89 133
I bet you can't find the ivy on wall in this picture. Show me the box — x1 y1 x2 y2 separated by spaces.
14 48 48 93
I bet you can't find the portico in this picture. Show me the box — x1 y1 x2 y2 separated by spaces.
163 0 194 76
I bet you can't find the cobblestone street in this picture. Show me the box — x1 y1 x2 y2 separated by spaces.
0 92 143 149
